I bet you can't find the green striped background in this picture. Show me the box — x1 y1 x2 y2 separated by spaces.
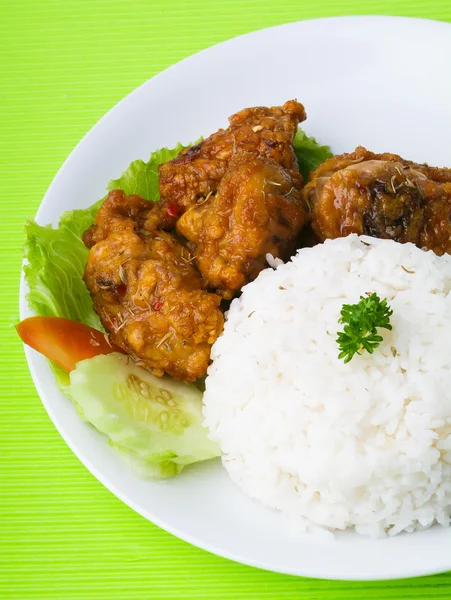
1 2 451 598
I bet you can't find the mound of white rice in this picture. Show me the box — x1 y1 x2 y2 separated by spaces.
203 235 451 537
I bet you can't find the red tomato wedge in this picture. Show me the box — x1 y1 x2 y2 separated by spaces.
16 316 123 372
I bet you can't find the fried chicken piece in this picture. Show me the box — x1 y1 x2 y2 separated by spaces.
83 192 151 248
82 191 172 249
83 190 224 381
158 100 306 219
177 156 307 298
306 146 451 254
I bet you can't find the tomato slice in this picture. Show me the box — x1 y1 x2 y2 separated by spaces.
16 316 123 372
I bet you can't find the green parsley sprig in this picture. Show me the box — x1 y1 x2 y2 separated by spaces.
336 293 393 363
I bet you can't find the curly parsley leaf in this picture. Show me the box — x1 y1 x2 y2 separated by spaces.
336 293 393 363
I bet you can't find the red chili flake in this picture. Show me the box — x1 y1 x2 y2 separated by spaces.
117 284 127 298
166 203 179 218
152 300 164 311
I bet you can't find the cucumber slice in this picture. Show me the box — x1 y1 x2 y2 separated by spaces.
65 353 220 478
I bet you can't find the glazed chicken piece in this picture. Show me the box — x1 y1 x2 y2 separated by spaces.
177 156 307 299
83 190 224 382
305 146 451 254
158 100 306 219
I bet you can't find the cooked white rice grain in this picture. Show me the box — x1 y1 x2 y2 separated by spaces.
203 235 451 537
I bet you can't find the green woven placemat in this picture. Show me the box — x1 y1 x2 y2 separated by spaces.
2 2 451 598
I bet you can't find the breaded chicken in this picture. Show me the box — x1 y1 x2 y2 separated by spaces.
305 146 451 255
158 100 306 220
83 190 223 381
177 156 307 298
83 101 309 374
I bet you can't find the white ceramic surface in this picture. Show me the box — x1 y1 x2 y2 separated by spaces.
20 16 451 580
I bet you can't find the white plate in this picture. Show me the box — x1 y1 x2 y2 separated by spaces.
20 16 451 580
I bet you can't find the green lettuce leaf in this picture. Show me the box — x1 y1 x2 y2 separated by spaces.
293 129 333 180
107 143 186 199
24 144 184 328
24 201 103 329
